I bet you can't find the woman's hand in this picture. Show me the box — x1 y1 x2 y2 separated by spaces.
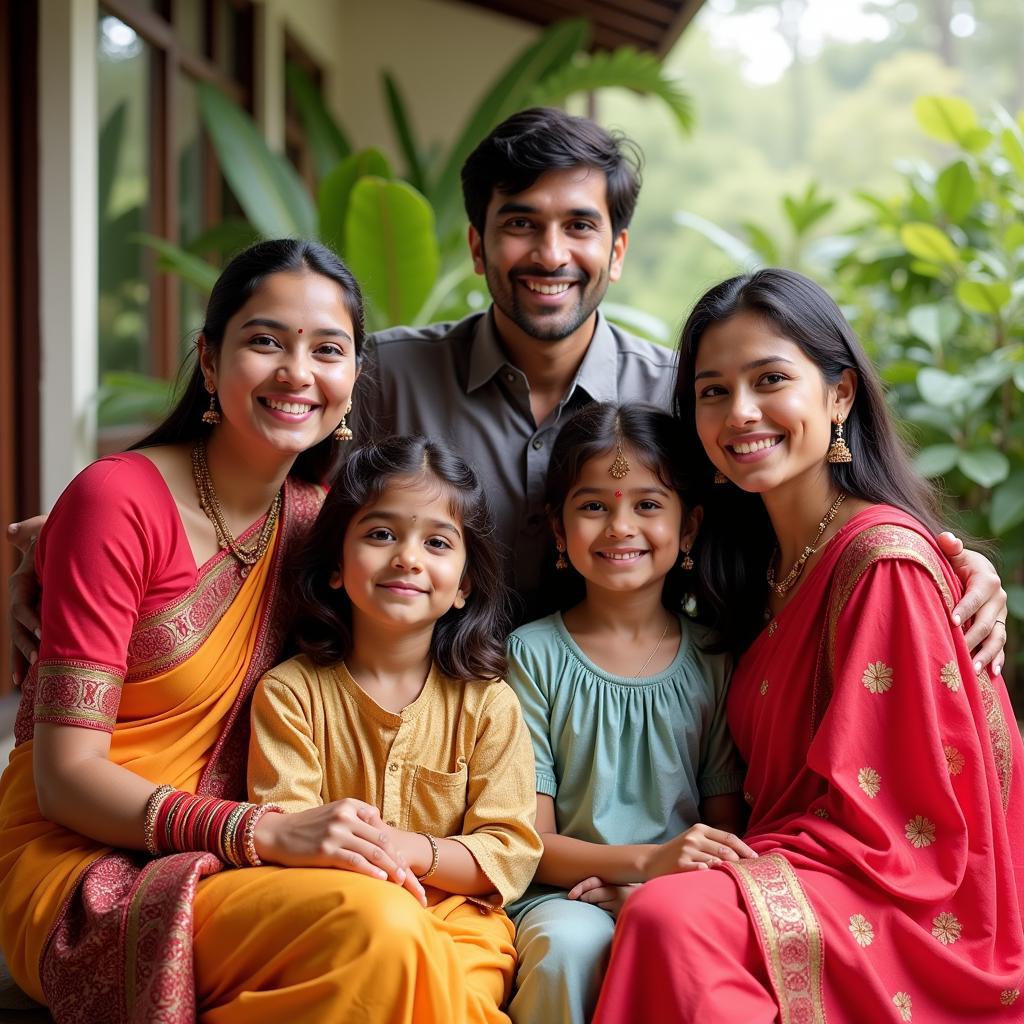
567 875 636 919
254 799 427 905
7 515 46 686
641 823 757 880
936 534 1008 676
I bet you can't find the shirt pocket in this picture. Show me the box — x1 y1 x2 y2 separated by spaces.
408 758 469 838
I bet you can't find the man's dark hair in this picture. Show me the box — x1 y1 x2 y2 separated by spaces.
461 107 642 237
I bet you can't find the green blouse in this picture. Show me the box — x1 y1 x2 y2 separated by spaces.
506 612 745 919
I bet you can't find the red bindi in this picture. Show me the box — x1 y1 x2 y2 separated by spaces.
297 328 303 334
615 489 622 497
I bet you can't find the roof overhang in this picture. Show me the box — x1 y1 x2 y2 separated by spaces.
454 0 706 57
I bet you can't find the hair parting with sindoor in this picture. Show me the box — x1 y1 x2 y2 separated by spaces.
132 238 366 484
543 401 728 638
292 435 511 682
673 267 952 653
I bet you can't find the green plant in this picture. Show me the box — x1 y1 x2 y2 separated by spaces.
142 18 692 339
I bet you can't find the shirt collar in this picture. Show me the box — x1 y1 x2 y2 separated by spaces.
467 307 620 402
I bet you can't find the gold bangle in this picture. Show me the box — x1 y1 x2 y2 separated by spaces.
243 804 282 867
142 784 175 856
417 832 439 882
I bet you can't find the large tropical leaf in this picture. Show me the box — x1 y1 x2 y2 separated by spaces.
382 71 427 193
674 210 759 269
318 149 393 255
345 177 440 327
431 19 590 236
136 234 220 292
97 371 177 426
529 48 694 135
198 83 316 237
285 61 352 179
184 219 262 258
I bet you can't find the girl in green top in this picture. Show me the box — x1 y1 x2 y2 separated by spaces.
506 402 756 1024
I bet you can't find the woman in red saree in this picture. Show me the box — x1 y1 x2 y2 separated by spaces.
0 240 495 1023
595 268 1024 1022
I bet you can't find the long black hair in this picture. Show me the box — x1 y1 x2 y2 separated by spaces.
542 402 726 632
132 239 366 484
674 267 950 651
292 435 511 682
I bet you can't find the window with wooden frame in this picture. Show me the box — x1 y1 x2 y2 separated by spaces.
96 0 253 449
284 33 326 193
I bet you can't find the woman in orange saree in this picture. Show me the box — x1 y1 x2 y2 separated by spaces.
595 269 1024 1023
0 240 497 1023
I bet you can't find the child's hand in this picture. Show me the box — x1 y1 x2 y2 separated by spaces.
641 824 757 880
253 798 427 904
567 875 636 919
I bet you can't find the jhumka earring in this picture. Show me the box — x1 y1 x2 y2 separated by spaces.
201 381 221 425
713 470 728 485
334 402 353 442
826 415 853 464
555 542 568 571
680 549 694 571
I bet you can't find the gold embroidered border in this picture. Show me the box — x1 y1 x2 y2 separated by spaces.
976 669 1013 809
34 660 124 732
124 547 247 680
732 853 827 1024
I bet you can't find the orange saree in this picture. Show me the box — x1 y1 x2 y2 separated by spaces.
596 506 1024 1022
0 454 323 1021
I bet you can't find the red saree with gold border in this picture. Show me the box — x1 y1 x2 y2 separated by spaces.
596 506 1024 1022
0 454 324 1023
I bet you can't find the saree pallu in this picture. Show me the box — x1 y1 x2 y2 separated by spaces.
597 506 1024 1022
0 460 323 1022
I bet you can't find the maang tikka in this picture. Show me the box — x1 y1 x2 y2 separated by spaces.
609 439 630 479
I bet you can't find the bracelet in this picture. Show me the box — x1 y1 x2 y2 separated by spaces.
243 804 282 867
142 784 174 855
417 832 440 882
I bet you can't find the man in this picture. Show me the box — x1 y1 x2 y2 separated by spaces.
8 108 1008 675
353 107 672 610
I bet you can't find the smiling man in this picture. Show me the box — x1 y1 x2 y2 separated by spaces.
353 108 673 615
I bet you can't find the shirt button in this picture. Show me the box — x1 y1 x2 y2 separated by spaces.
388 762 399 772
505 371 515 383
531 438 544 450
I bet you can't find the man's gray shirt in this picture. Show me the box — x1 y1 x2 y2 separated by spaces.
351 308 676 609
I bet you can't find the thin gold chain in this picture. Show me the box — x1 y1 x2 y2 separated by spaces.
191 441 282 576
634 619 672 677
767 492 847 597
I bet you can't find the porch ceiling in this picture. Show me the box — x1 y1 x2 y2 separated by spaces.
454 0 706 57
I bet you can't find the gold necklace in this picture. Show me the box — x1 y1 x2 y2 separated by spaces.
191 441 282 577
634 619 672 677
767 492 847 597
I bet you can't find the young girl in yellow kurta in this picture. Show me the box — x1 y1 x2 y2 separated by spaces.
247 434 543 1023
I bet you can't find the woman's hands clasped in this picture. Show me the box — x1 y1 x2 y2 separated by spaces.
253 798 427 905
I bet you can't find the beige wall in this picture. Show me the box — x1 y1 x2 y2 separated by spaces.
255 0 538 165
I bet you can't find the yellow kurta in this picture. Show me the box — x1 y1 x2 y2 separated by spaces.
248 656 542 907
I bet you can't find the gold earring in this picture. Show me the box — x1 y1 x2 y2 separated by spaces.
555 542 568 571
826 416 852 464
201 381 221 425
334 402 353 442
713 470 728 485
680 549 694 571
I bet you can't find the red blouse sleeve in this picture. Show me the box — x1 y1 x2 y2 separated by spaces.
32 455 187 733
